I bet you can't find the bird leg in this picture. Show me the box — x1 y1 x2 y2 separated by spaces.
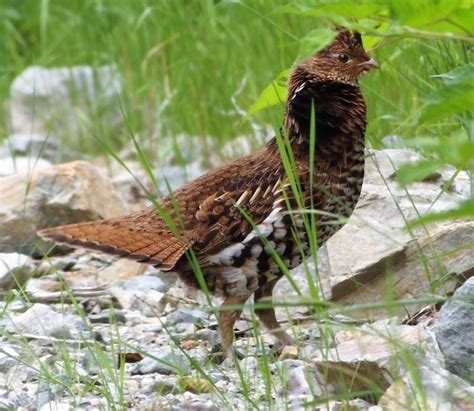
217 294 250 359
254 279 295 351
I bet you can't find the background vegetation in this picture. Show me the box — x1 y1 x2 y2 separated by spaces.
2 1 472 162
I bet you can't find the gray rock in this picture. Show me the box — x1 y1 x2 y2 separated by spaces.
82 351 115 376
39 400 73 411
239 356 258 372
123 275 167 293
141 376 176 395
88 309 127 324
285 365 323 397
8 65 122 159
0 346 21 373
147 269 178 292
173 322 196 335
127 289 167 317
166 308 209 327
0 133 60 163
320 400 375 411
334 221 474 319
193 329 219 345
0 299 27 313
7 390 34 409
2 363 38 395
96 259 146 285
0 253 34 290
174 399 219 411
5 303 75 338
277 359 305 373
0 160 128 255
435 277 474 383
110 161 204 207
130 349 191 375
0 398 13 409
379 350 474 410
381 134 405 148
37 391 54 408
155 163 204 196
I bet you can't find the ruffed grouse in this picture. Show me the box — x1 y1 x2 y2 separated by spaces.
39 29 378 357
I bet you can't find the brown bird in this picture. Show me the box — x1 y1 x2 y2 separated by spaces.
39 29 378 357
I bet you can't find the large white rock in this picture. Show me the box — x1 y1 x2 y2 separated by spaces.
7 65 122 159
0 161 128 255
110 161 204 207
0 156 52 177
276 149 473 320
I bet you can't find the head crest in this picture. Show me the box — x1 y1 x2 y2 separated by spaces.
334 28 363 49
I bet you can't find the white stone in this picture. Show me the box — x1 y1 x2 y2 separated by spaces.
0 156 52 177
6 303 76 338
9 65 122 139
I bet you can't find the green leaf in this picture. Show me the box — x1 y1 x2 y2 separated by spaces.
297 28 336 62
419 64 474 123
349 20 389 50
247 69 290 117
410 198 474 226
388 0 461 28
431 63 474 85
276 1 386 20
403 132 474 170
396 160 444 186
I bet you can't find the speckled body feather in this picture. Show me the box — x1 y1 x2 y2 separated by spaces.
39 29 378 356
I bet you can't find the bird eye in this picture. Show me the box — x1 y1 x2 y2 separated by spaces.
338 54 349 63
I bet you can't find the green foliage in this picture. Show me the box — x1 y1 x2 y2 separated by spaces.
395 159 444 186
419 64 474 123
246 68 291 117
297 27 337 62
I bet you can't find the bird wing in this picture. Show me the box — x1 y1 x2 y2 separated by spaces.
189 175 282 256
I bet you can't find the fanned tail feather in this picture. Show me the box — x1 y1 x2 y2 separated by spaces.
38 213 190 270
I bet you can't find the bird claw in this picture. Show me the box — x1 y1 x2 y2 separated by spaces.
269 335 297 358
208 344 245 364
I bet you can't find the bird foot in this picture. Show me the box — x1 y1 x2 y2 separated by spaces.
270 342 298 359
269 334 297 358
208 344 245 364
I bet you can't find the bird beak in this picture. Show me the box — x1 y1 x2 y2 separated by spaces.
359 58 379 70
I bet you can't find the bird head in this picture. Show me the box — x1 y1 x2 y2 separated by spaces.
299 29 379 85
